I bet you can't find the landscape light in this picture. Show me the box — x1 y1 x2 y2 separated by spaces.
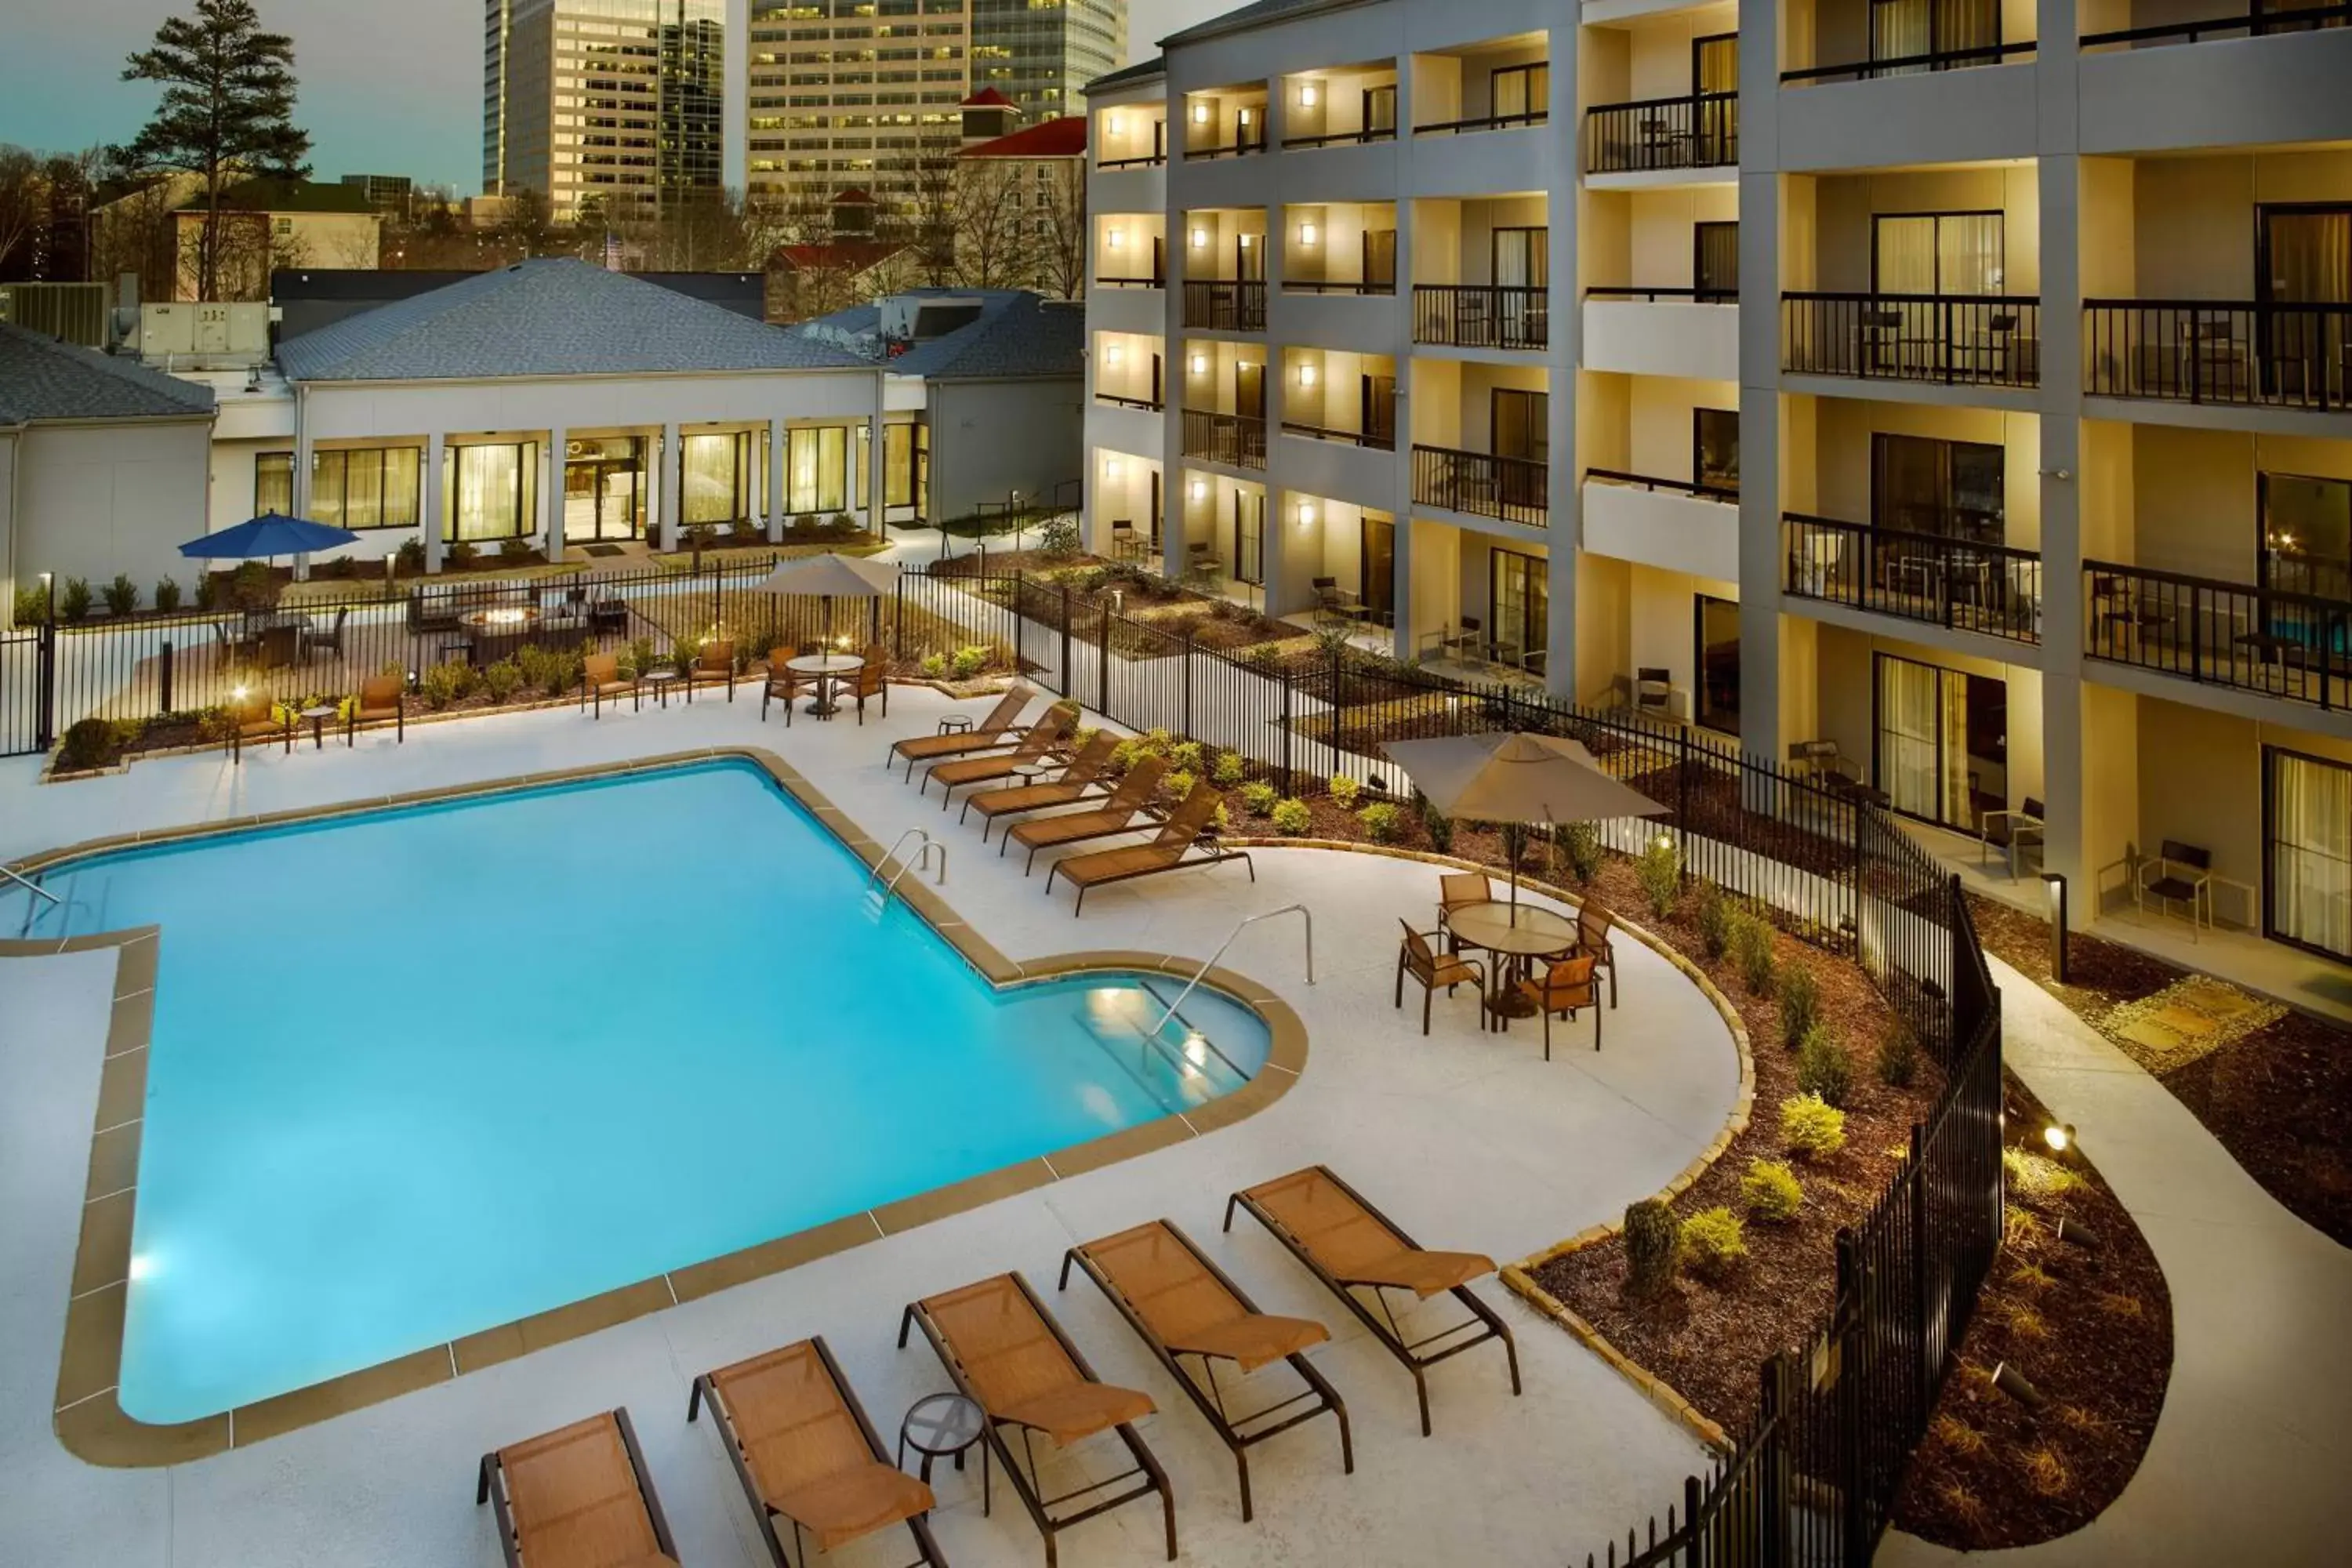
2042 1123 2075 1155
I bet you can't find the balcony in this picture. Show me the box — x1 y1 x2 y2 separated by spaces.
1584 93 1737 176
1098 151 1167 170
1413 285 1548 351
1182 280 1268 333
1181 409 1267 470
1096 392 1163 412
1282 419 1393 451
1783 293 2042 389
1414 444 1548 528
1416 103 1548 138
1784 514 2043 644
1780 39 2037 86
2085 302 2350 412
1582 470 1738 580
2081 3 2348 51
1584 288 1738 380
2085 561 2351 711
1094 272 1164 289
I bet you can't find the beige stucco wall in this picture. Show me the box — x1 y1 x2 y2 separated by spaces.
1811 399 2041 550
2129 697 2352 924
2127 425 2352 585
1809 622 2046 812
1813 165 2041 296
2132 151 2352 299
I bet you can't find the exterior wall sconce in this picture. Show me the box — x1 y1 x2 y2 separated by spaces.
1189 227 1208 248
1106 112 1124 135
1105 228 1123 249
1191 103 1210 124
1298 83 1319 107
1298 222 1318 246
1105 459 1123 479
1189 352 1208 374
1190 478 1208 500
1104 343 1124 365
1296 500 1316 525
1298 362 1317 387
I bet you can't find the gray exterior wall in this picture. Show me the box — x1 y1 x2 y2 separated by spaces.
6 419 216 612
927 375 1084 524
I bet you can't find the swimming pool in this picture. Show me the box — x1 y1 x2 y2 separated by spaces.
16 760 1271 1425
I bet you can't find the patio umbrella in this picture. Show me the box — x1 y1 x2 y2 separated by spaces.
179 512 361 562
1383 731 1666 909
752 550 901 644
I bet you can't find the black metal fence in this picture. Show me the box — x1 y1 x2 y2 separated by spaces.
1181 278 1268 332
1179 409 1269 470
1414 444 1550 528
2084 558 2350 711
2084 299 2350 410
1784 292 2043 387
1783 513 2045 645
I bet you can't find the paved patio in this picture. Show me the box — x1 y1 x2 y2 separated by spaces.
0 684 1737 1567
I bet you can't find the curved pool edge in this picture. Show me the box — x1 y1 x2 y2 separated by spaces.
9 746 1307 1468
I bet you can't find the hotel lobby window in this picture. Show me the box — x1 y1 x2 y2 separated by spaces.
256 448 423 528
448 442 538 541
788 425 853 514
682 430 757 524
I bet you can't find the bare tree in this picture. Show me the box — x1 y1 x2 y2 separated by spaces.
1031 159 1087 299
88 164 182 303
0 147 45 280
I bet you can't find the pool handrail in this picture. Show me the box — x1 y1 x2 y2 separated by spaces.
1149 903 1312 1039
869 827 947 904
3 864 60 906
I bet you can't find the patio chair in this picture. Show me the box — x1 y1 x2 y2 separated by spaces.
1059 1219 1351 1523
920 706 1075 807
1517 953 1601 1060
1979 797 2046 881
229 690 289 763
1633 667 1673 718
889 683 1038 778
1044 783 1255 913
1574 899 1619 1008
301 605 349 660
1435 872 1491 950
2135 839 2213 938
761 659 815 725
960 731 1118 837
1395 922 1488 1036
1005 757 1169 871
345 674 405 745
845 644 890 724
684 640 736 702
580 652 639 718
898 1272 1176 1568
1312 576 1345 626
688 1337 944 1568
1224 1166 1519 1437
474 1408 678 1568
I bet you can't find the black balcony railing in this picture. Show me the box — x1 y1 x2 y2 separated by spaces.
1095 393 1163 412
1181 279 1268 332
1415 106 1549 137
1784 514 2044 644
1414 444 1548 527
2082 2 2347 49
1413 284 1548 350
2085 560 2351 710
1282 280 1396 296
1781 39 2038 83
1097 152 1168 170
1282 419 1395 450
2085 300 2351 411
1183 134 1266 162
1586 285 1737 303
1093 274 1164 289
1281 126 1399 149
1181 409 1267 470
1783 292 2042 387
1584 92 1737 174
1586 467 1738 503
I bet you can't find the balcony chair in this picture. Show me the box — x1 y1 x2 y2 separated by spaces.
1788 739 1860 791
2135 840 2213 938
1110 517 1139 559
1978 797 2045 881
1633 667 1674 719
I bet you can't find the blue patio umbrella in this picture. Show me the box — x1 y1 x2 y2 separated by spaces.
180 512 360 561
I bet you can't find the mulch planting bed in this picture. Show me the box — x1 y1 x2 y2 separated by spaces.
1890 1076 2172 1549
1969 892 2352 1247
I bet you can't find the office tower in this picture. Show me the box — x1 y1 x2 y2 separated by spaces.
496 0 727 221
971 0 1123 124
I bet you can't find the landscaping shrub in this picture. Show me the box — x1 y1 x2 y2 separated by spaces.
61 577 93 621
1210 800 1232 832
481 659 523 702
102 574 140 615
1780 1093 1848 1160
1359 802 1403 843
447 539 479 568
1778 962 1820 1048
1327 773 1362 808
1623 1199 1681 1296
1418 797 1454 852
193 573 219 611
670 634 704 673
1162 770 1197 800
682 521 720 556
1270 797 1312 836
1635 835 1682 918
230 561 277 610
920 652 948 678
152 576 182 613
1240 780 1278 816
394 538 426 574
1877 1017 1922 1087
1740 1158 1804 1223
1242 642 1281 673
498 536 535 563
1795 1022 1854 1106
56 717 125 771
1554 820 1602 885
420 661 476 710
1693 880 1733 959
1679 1207 1748 1281
1169 739 1204 774
2003 1146 2081 1204
1037 514 1080 557
949 644 989 680
1729 910 1777 995
1212 751 1244 787
13 585 49 624
1312 625 1352 659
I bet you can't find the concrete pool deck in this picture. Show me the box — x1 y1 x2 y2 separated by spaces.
0 684 1740 1568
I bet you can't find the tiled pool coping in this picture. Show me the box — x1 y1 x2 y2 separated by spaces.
1 746 1308 1468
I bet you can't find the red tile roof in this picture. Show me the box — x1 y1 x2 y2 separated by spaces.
960 87 1018 108
958 116 1088 160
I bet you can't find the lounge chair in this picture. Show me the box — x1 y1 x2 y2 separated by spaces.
1060 1219 1350 1521
888 684 1036 778
475 1407 679 1568
684 640 736 702
1225 1166 1519 1436
345 673 405 745
1044 783 1254 913
688 1336 945 1568
1515 953 1601 1059
580 652 638 718
846 644 889 724
1395 922 1488 1035
229 690 288 762
920 706 1075 806
1574 899 1619 1008
1004 757 1168 871
960 731 1117 836
899 1272 1176 1568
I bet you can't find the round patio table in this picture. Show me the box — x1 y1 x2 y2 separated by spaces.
786 652 862 717
1446 900 1578 1022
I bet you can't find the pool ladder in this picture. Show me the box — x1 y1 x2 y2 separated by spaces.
867 827 948 909
4 866 62 939
1150 903 1313 1039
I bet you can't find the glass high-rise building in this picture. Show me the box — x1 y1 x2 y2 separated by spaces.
494 0 725 220
971 0 1122 123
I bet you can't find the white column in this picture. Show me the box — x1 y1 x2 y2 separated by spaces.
658 421 681 552
423 430 448 574
290 402 314 580
766 419 786 542
868 372 887 539
543 426 568 563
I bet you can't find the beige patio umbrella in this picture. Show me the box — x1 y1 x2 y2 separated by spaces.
753 550 901 645
1382 731 1666 910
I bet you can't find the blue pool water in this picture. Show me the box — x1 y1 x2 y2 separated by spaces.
17 760 1268 1423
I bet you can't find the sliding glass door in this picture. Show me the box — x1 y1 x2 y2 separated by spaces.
1873 211 2005 296
1875 655 2003 829
2267 749 2352 961
1490 549 1548 670
1360 515 1395 626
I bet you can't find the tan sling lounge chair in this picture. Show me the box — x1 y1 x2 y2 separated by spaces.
1225 1166 1521 1436
683 640 737 702
898 1272 1174 1568
346 674 405 744
581 653 638 718
688 1336 945 1568
889 684 1037 778
921 706 1075 806
960 731 1119 837
1044 783 1254 914
1060 1219 1352 1522
475 1406 679 1568
1004 757 1167 871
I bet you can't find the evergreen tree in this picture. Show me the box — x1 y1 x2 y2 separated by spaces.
118 0 310 302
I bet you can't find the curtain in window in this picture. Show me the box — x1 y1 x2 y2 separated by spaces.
2270 751 2352 960
885 424 915 508
681 432 746 524
1491 550 1547 662
787 426 851 515
256 452 292 517
1232 493 1265 585
452 444 533 540
1875 216 1938 294
1878 657 1942 819
1871 0 1933 70
1939 670 1973 826
1939 212 2005 294
2263 209 2352 304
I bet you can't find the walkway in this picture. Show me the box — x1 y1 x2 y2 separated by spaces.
1876 957 2352 1567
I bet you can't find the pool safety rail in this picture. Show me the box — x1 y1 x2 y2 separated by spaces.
1152 903 1313 1039
869 826 949 906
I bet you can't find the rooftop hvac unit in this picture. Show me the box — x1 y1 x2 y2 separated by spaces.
0 282 112 347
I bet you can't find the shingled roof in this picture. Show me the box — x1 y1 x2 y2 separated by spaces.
793 289 1083 381
276 258 866 383
0 324 217 425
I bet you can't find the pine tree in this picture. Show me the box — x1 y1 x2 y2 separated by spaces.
117 0 310 303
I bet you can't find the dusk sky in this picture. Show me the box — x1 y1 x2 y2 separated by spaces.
0 0 1225 194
